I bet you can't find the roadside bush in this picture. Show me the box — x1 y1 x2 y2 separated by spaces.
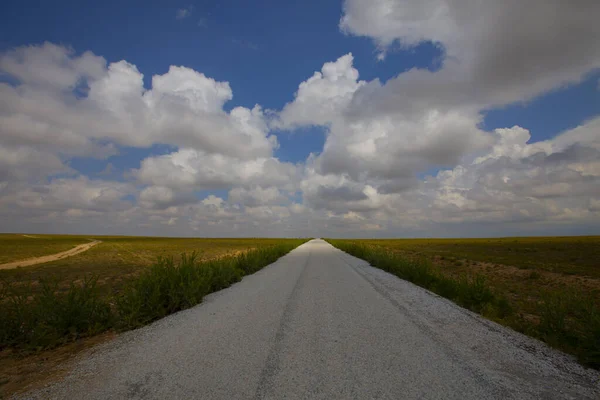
328 239 600 370
538 291 569 344
581 304 600 368
537 290 600 368
0 241 306 350
117 244 303 329
328 240 508 317
455 275 495 312
116 253 214 328
0 277 112 350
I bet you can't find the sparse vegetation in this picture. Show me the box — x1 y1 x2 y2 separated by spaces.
327 240 511 317
327 237 600 369
116 244 302 329
0 277 113 350
0 239 306 351
0 234 90 264
0 236 301 297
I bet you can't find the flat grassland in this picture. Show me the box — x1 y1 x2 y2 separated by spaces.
329 236 600 368
359 236 600 276
0 234 305 396
0 234 90 264
343 236 600 304
0 234 293 295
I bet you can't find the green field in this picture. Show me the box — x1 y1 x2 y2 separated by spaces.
0 235 298 296
327 236 600 368
353 236 600 277
0 234 90 264
0 235 307 397
2 234 598 395
0 235 307 349
334 237 600 308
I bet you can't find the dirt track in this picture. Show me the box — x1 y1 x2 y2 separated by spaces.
0 240 101 270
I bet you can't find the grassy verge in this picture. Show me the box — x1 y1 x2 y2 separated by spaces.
0 240 306 351
339 237 600 277
0 237 303 298
327 239 600 369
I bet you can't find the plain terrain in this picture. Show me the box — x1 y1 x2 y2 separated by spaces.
2 235 598 397
0 234 90 264
349 237 600 277
18 240 600 399
0 234 296 296
0 234 305 397
328 236 600 369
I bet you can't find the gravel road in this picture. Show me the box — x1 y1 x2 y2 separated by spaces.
20 239 599 399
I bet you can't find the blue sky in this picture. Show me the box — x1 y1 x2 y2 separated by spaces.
0 0 451 174
0 0 598 237
0 0 443 100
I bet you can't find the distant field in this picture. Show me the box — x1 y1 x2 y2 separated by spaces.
357 236 600 277
341 237 600 306
328 236 600 368
0 234 90 264
0 235 295 295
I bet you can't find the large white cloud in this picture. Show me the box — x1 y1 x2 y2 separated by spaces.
0 42 106 90
0 42 299 234
278 54 491 191
276 0 600 236
134 148 299 192
340 0 600 104
0 177 135 227
300 118 600 233
0 145 72 182
1 0 599 237
228 186 289 207
275 54 365 129
430 119 600 224
0 42 276 165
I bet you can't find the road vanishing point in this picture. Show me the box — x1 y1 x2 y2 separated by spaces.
23 239 599 399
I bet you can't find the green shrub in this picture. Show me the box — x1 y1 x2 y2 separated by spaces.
328 239 600 370
328 241 504 316
117 244 302 329
0 277 112 350
537 290 600 368
456 275 495 312
0 241 306 350
538 291 569 344
116 253 213 328
432 275 459 299
581 303 600 368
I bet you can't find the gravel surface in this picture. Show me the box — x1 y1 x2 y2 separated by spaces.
19 239 599 399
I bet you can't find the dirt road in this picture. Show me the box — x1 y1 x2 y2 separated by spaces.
19 239 599 399
0 240 101 270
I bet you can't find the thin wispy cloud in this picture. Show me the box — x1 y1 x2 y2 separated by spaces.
231 38 258 50
176 6 193 20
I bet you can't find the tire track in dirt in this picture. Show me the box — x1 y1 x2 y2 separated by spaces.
0 240 102 270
